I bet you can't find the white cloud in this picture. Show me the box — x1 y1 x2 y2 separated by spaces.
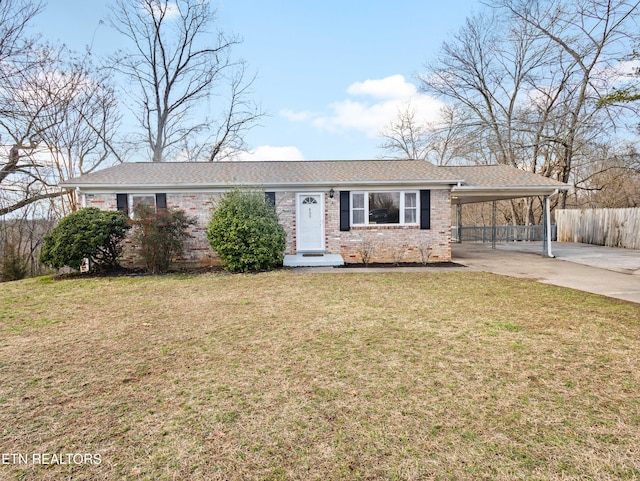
236 145 305 161
606 59 640 87
279 109 317 122
282 74 445 138
165 3 180 18
313 99 400 135
614 59 640 76
346 74 418 99
144 1 181 20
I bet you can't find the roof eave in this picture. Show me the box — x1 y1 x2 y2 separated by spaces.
451 185 568 204
60 178 465 190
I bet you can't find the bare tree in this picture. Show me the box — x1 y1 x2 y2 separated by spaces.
570 141 640 207
0 46 121 217
414 11 554 223
414 0 640 222
0 0 42 76
42 56 122 215
489 0 640 207
0 0 121 276
0 0 44 213
429 106 481 165
1 51 60 216
379 101 432 160
420 12 552 169
110 0 263 162
379 102 477 165
0 1 120 217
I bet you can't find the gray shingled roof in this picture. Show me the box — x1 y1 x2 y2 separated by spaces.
443 164 566 188
61 160 567 191
61 160 461 187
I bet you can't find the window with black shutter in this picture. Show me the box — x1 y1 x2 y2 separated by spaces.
420 190 431 230
265 192 276 206
340 191 350 231
118 194 166 217
116 194 128 214
155 193 167 209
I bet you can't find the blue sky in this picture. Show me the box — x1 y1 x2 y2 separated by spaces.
32 0 480 161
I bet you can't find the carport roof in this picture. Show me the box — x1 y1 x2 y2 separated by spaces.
60 160 568 200
444 164 569 204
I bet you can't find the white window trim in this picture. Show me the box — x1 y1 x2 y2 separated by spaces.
350 191 420 226
351 192 366 225
404 192 418 225
129 194 157 219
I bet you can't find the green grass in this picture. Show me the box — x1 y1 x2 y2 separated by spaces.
0 271 639 480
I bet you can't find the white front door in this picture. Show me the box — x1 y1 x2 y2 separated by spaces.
296 193 324 252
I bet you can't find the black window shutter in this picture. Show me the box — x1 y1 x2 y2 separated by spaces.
340 191 350 231
420 190 431 230
116 194 128 214
155 193 167 209
265 192 276 206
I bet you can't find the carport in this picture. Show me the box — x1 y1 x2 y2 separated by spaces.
440 165 570 258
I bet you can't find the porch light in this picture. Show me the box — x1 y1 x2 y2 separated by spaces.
329 188 335 199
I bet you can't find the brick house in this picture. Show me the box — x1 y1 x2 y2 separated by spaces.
60 160 567 266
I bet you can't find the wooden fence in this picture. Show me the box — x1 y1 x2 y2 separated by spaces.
556 208 640 249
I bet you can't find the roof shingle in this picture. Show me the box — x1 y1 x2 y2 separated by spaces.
60 160 567 190
61 160 459 187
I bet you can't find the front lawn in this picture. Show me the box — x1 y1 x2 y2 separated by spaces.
1 271 639 480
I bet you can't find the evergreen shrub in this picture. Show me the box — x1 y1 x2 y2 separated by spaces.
207 190 286 272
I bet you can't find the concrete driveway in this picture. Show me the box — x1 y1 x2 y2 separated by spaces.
452 242 640 304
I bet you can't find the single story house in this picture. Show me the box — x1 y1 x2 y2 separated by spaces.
60 160 568 266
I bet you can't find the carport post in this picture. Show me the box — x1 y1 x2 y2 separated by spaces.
456 204 462 243
491 201 497 249
543 195 555 258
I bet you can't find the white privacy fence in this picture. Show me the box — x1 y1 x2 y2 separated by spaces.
556 208 640 249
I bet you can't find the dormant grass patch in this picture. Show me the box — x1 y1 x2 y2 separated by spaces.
0 271 639 480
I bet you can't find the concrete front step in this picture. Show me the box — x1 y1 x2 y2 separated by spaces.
283 253 345 267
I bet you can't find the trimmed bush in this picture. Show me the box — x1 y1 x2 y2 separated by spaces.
130 203 195 274
39 208 130 271
207 190 286 272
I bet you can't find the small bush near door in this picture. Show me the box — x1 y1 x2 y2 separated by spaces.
207 190 286 272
